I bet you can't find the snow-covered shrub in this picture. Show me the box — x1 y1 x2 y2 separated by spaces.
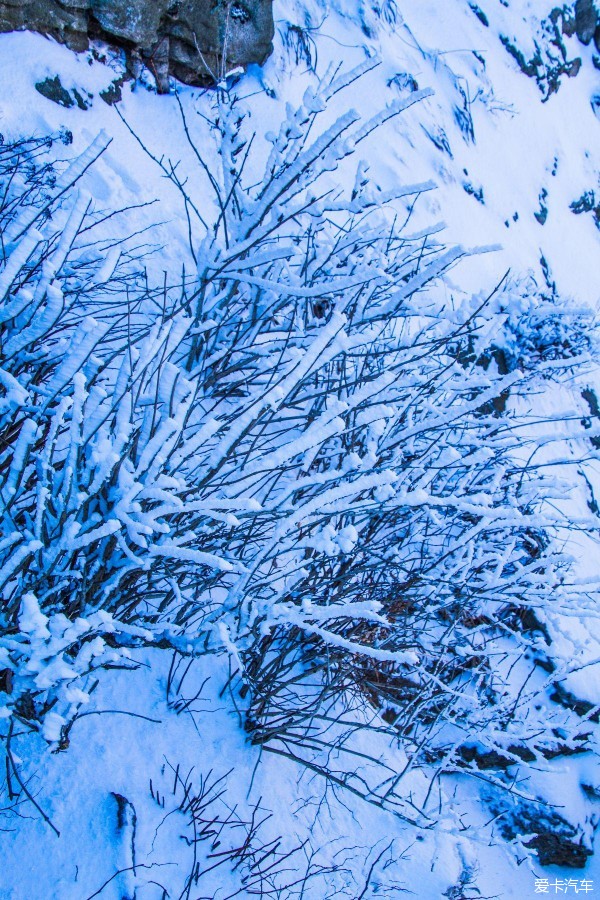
0 133 238 740
0 62 596 828
158 62 597 816
496 275 597 369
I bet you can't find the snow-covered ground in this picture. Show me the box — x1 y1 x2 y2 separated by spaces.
0 1 599 897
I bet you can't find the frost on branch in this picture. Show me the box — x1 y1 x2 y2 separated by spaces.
0 68 598 832
172 64 599 817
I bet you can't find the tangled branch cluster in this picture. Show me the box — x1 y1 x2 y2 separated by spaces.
0 64 596 822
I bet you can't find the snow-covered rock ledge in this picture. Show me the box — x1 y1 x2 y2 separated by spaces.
0 0 274 91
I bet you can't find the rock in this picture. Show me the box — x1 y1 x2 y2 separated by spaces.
35 75 90 109
167 0 275 85
556 6 577 38
595 22 600 52
570 190 597 214
491 797 594 868
0 0 274 90
550 680 600 722
526 831 593 868
90 0 165 46
468 3 489 27
458 743 536 770
0 0 90 51
574 0 598 45
582 782 600 800
99 74 126 104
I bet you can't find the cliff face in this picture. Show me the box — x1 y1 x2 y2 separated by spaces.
0 0 274 90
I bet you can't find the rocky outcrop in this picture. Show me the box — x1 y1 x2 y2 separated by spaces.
0 0 274 91
574 0 598 44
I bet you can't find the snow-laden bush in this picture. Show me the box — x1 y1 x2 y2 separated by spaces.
1 64 597 821
0 131 220 740
169 63 598 815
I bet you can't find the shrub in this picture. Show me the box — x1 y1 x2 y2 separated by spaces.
0 64 596 828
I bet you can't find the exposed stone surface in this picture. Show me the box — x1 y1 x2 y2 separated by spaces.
574 0 598 45
0 0 274 90
35 74 91 109
490 796 595 868
526 830 593 868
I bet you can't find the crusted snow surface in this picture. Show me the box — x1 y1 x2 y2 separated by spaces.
0 0 599 897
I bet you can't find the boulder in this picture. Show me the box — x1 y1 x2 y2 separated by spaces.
574 0 598 45
90 0 166 47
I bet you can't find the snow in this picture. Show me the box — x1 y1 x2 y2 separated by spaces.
0 0 599 897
